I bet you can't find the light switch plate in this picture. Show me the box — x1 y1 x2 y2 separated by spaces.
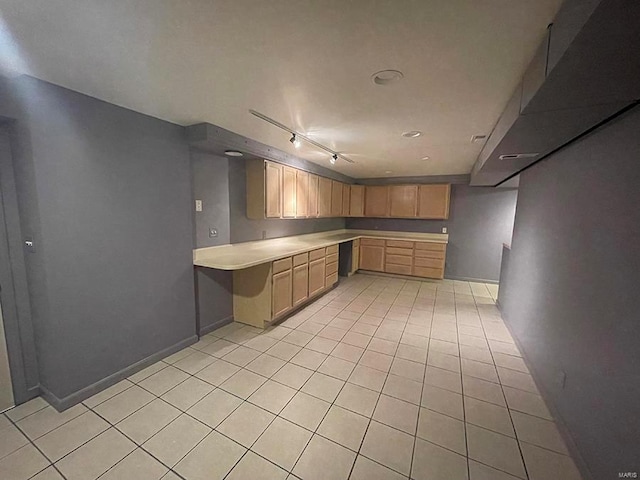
195 200 203 212
442 227 447 234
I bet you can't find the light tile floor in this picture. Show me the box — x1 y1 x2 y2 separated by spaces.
0 274 584 480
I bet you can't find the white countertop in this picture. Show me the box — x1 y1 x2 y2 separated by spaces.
193 229 448 270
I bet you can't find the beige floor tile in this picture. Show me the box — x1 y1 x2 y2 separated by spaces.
248 380 296 414
424 366 462 394
172 351 217 375
0 423 28 460
0 413 10 429
282 330 314 347
466 424 526 478
503 386 552 420
463 375 506 406
56 428 136 480
139 366 190 396
18 404 88 441
317 326 348 342
201 339 239 358
342 331 372 348
219 369 267 399
382 373 422 405
465 393 514 436
400 332 429 349
187 388 242 428
373 394 419 435
143 414 211 467
489 340 521 357
0 444 50 480
511 411 569 455
280 391 331 431
194 359 240 386
349 365 387 392
395 344 427 364
94 385 155 424
5 397 50 422
35 411 110 462
31 466 65 480
335 383 380 417
306 336 339 354
224 326 262 344
226 451 287 480
461 358 499 383
421 385 464 420
174 431 246 480
245 354 286 378
82 380 133 409
116 398 181 444
290 348 328 370
331 343 365 363
329 318 356 330
216 402 274 447
252 417 312 470
128 362 168 383
390 358 425 382
429 339 459 356
163 347 197 365
317 405 369 451
350 322 378 336
360 421 414 476
293 435 356 480
242 335 279 353
162 377 214 411
359 350 394 372
417 408 466 455
318 356 356 380
428 351 460 372
497 367 538 393
412 438 468 480
374 328 402 343
492 352 529 373
366 338 399 356
301 372 345 402
520 442 582 480
272 363 314 390
190 335 219 351
468 459 522 480
460 346 493 365
222 346 262 367
296 321 325 335
100 448 168 480
350 455 406 480
266 341 303 361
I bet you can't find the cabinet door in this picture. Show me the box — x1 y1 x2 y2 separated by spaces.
272 269 292 318
331 181 343 217
308 174 319 217
351 239 360 274
342 185 350 216
292 263 309 306
265 161 282 218
359 245 385 271
417 184 451 219
296 170 309 218
389 185 418 218
308 258 326 296
282 166 297 218
364 186 389 217
318 177 332 217
349 185 364 217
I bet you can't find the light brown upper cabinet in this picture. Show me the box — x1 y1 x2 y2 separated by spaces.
331 181 343 217
308 174 319 217
318 177 332 217
389 185 418 218
296 170 309 218
246 159 282 219
418 184 451 219
282 166 297 218
342 184 350 216
349 185 364 217
364 186 390 217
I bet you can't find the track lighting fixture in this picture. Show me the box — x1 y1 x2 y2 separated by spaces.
289 134 302 149
330 154 337 165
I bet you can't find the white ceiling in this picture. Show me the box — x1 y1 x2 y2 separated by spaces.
0 0 563 178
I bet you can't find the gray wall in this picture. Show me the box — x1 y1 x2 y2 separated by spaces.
500 105 640 480
346 184 518 282
1 76 197 408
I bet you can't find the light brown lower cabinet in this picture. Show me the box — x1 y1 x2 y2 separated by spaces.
308 258 326 297
292 263 309 307
359 239 385 272
357 238 446 279
272 269 292 318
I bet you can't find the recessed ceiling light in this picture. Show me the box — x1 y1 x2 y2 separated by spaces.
224 150 243 157
402 131 422 138
471 134 487 143
371 69 404 85
385 170 393 174
421 156 430 160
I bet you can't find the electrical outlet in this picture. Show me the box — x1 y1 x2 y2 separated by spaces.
209 228 218 238
442 227 447 234
195 200 203 212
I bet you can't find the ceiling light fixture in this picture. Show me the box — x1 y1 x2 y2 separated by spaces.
471 134 487 143
224 150 243 157
249 109 355 164
290 134 302 149
330 154 338 165
402 131 422 138
371 69 404 86
421 156 430 160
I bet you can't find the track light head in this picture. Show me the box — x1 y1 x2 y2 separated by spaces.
330 154 338 165
290 134 302 149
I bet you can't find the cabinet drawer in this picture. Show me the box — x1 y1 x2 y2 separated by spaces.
386 247 413 256
326 253 338 264
326 272 338 286
414 249 445 260
326 261 338 276
414 242 446 252
386 240 414 249
360 238 385 247
414 256 444 268
385 263 413 275
293 252 309 266
309 248 326 261
413 266 444 279
272 257 292 274
326 244 338 255
385 254 413 266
